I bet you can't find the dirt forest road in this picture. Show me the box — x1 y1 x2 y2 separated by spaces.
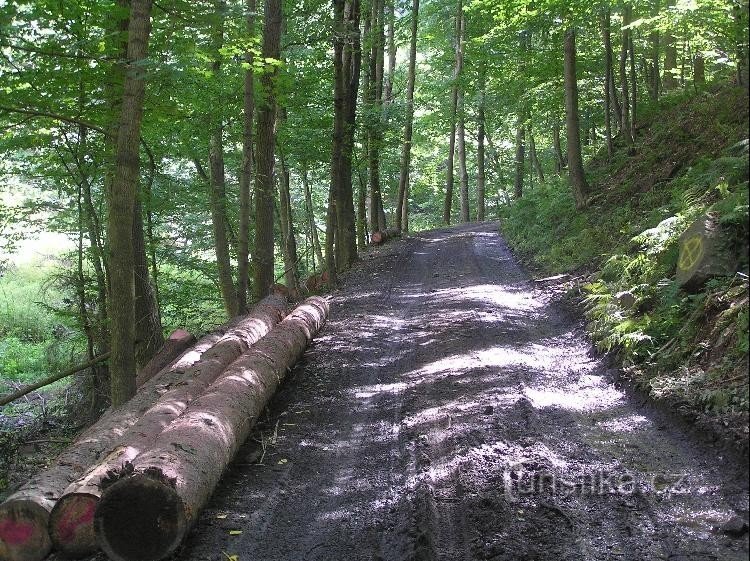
180 222 748 561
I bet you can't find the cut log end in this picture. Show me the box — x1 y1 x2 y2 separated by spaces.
48 493 98 559
0 500 51 561
95 474 186 561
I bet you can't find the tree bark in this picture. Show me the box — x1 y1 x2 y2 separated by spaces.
396 0 419 232
563 27 590 209
94 298 329 561
253 0 283 300
619 3 634 144
302 164 325 268
442 0 463 225
629 28 637 131
528 126 544 182
238 0 257 313
368 0 385 234
133 197 164 369
48 297 287 558
476 80 486 221
513 114 525 200
384 0 396 102
663 0 678 90
552 116 565 174
107 0 154 407
693 51 705 86
602 8 615 158
277 150 299 292
207 1 239 317
331 0 361 271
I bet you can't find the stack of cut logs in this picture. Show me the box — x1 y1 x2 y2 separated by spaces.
0 295 329 561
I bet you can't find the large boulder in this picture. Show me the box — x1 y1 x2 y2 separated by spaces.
676 213 736 291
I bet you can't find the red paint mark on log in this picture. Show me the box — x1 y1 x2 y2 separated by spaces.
0 518 34 545
57 500 96 543
168 329 192 341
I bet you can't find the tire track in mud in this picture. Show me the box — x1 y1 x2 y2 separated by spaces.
173 222 747 561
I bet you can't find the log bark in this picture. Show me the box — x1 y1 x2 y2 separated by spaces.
94 298 329 561
46 296 287 558
0 335 221 561
135 329 195 387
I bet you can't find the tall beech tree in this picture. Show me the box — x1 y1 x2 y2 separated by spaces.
107 0 155 406
253 0 283 300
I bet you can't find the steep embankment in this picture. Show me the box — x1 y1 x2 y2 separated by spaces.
501 84 749 451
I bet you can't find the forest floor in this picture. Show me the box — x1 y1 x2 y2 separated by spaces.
40 222 748 561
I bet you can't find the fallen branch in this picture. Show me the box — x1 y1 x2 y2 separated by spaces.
0 353 111 408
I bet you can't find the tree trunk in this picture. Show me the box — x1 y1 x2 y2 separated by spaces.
735 0 749 87
277 151 299 292
133 197 164 370
367 0 385 235
253 0 283 300
552 117 565 174
563 27 590 209
619 3 634 144
0 332 225 561
602 8 614 158
513 114 525 200
207 2 239 318
94 298 329 561
238 0 257 313
663 0 678 90
331 0 361 271
693 51 705 86
476 80 486 221
325 183 337 287
302 164 325 268
107 0 154 408
384 0 396 102
443 0 463 225
528 126 544 182
47 297 287 559
629 26 637 132
396 0 419 232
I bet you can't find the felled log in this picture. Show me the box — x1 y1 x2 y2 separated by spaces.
0 337 219 561
371 228 401 245
47 295 288 558
135 329 196 387
94 297 329 561
0 296 285 561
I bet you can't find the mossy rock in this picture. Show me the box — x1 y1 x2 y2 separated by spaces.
676 213 736 291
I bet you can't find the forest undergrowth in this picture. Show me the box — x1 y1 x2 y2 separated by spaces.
501 83 750 451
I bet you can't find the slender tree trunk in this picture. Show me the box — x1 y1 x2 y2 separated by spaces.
107 0 154 407
552 116 565 174
367 0 386 235
663 0 678 90
278 150 299 291
133 196 163 370
563 27 590 210
629 29 637 132
693 51 705 86
396 0 419 232
735 0 749 87
384 0 396 102
513 114 525 200
357 165 368 247
619 4 634 144
325 184 337 286
602 8 614 158
456 92 469 221
207 2 239 317
302 163 325 267
476 79 486 221
238 0 257 312
443 0 463 225
528 127 544 182
253 0 283 300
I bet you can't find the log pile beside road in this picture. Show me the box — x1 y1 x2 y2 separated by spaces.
0 294 327 561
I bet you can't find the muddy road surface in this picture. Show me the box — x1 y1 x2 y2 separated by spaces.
180 223 748 561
